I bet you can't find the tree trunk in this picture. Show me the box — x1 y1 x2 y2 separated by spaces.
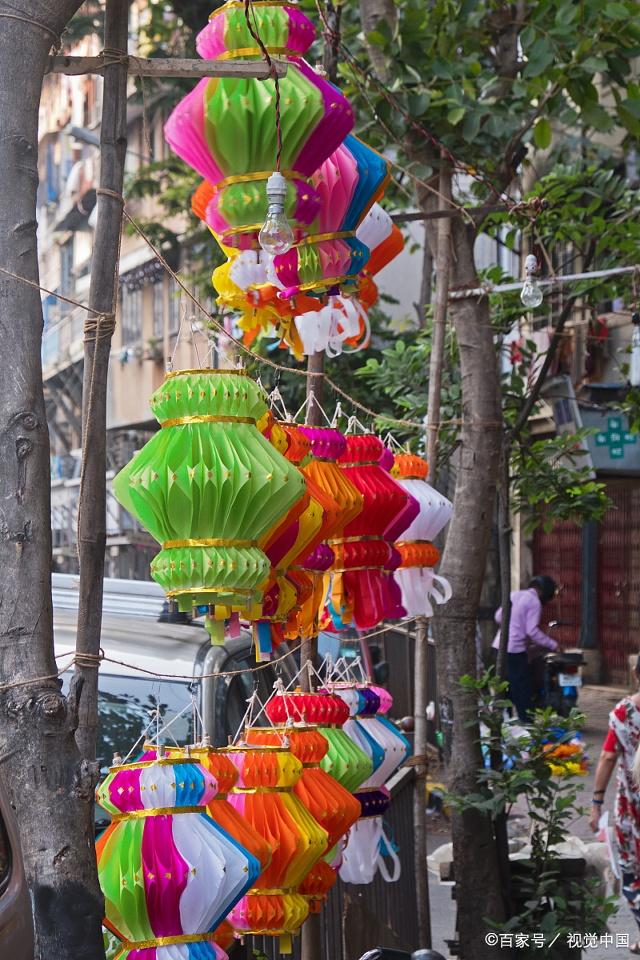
0 3 105 958
434 219 507 959
75 0 128 761
358 0 397 79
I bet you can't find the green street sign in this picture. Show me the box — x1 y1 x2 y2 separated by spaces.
595 418 638 460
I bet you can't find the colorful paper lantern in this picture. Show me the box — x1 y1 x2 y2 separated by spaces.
112 370 306 634
96 750 261 959
247 420 343 659
166 746 273 874
390 454 453 617
245 724 361 910
224 744 328 948
165 1 353 251
333 686 410 885
266 691 373 793
328 434 410 630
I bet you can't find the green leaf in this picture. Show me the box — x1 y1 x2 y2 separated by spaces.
533 117 552 149
447 106 466 125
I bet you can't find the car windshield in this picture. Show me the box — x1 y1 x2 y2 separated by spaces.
95 673 195 774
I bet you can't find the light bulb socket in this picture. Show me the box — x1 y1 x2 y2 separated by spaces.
524 253 539 276
266 171 287 212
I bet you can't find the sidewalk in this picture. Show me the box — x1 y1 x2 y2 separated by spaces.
425 684 639 959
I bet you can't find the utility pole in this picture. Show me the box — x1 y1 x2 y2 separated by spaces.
74 0 129 760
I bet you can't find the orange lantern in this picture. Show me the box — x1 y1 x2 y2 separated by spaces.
224 744 328 951
245 725 361 910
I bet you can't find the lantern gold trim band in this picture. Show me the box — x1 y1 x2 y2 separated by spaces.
296 273 355 292
118 932 219 951
165 368 251 379
162 537 259 549
210 0 293 17
160 414 257 428
331 565 386 573
329 535 383 544
216 46 297 61
249 887 296 895
395 539 435 547
338 460 380 468
165 585 259 598
110 805 207 821
211 170 312 191
294 231 356 247
109 757 202 772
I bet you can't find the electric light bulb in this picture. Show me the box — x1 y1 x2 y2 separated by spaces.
259 171 294 256
631 313 640 387
521 253 543 309
520 278 543 308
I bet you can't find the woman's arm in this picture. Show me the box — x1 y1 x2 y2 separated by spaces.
589 749 617 832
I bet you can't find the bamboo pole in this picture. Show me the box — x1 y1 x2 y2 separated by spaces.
48 54 288 79
74 0 128 759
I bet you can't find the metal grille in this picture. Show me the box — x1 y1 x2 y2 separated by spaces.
532 521 582 649
598 484 640 681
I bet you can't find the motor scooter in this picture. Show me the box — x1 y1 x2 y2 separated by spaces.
532 621 585 717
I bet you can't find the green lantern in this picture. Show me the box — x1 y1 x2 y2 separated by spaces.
319 727 373 794
113 369 305 618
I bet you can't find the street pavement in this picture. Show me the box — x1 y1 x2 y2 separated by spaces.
424 684 639 958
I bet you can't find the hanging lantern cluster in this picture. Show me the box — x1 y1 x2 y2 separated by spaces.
391 454 453 617
332 684 411 885
251 418 343 660
245 722 361 911
327 433 414 630
166 0 404 361
112 369 306 642
223 743 327 951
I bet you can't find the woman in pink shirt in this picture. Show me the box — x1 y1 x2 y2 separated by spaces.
492 576 558 722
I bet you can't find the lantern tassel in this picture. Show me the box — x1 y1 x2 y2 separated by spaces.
254 620 273 661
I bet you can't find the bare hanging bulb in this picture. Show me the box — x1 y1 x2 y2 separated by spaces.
521 253 543 308
630 312 640 387
259 171 294 256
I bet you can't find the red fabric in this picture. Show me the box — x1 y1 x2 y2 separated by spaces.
603 728 619 753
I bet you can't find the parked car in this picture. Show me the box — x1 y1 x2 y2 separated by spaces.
0 779 33 960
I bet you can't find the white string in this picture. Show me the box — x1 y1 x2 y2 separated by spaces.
168 293 188 371
248 680 281 728
384 431 404 452
331 401 343 427
232 690 260 745
345 414 368 435
294 394 311 423
269 386 291 422
122 711 159 764
307 392 335 427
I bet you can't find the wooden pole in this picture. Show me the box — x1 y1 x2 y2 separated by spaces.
426 157 452 474
47 54 288 79
413 616 432 949
74 0 129 760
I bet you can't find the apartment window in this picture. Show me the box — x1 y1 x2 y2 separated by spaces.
60 238 74 295
168 278 181 336
120 286 143 346
152 279 165 339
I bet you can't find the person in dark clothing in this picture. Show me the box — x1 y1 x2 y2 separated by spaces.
492 575 559 722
